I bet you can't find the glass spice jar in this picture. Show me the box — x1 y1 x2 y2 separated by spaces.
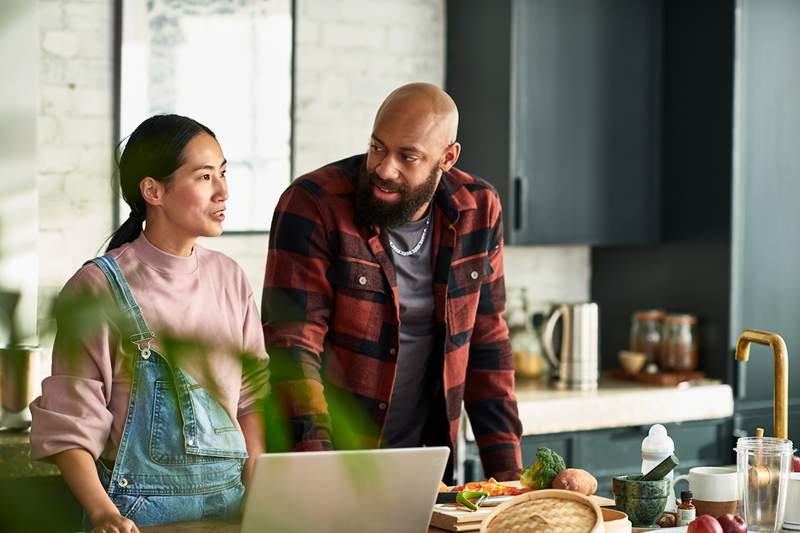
660 314 698 371
630 310 664 366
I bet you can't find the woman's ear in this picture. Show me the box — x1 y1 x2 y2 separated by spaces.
140 177 164 206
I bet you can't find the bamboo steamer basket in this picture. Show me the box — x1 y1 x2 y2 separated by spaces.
480 489 605 532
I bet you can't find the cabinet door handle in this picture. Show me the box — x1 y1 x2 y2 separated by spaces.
514 176 524 231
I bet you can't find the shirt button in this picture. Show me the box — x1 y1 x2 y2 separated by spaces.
378 402 387 410
140 348 151 360
389 348 397 356
187 438 195 447
358 275 367 286
470 270 480 280
118 477 129 487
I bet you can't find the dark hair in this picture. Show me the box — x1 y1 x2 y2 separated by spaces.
106 114 215 252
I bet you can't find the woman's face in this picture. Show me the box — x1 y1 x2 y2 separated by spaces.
157 133 228 239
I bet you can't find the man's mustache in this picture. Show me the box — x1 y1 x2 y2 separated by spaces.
369 172 403 193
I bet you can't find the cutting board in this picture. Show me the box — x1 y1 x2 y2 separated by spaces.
430 494 615 532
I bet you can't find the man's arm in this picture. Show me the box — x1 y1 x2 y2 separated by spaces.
463 200 523 481
262 183 335 451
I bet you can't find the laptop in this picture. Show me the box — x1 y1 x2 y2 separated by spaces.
240 446 450 533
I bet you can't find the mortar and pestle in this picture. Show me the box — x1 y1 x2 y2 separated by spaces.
613 455 679 527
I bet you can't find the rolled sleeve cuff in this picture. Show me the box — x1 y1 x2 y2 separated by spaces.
29 376 113 461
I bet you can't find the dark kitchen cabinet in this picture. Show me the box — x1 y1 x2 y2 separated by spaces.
462 418 733 498
592 0 800 438
446 0 661 245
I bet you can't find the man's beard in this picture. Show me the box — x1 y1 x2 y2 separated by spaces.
355 163 439 228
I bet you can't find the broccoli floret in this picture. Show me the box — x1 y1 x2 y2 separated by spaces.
520 447 566 489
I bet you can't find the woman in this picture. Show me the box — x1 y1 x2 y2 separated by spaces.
30 114 269 532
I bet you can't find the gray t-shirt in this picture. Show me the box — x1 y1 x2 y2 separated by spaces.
381 215 435 447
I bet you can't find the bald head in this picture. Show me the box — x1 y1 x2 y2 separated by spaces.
373 83 459 149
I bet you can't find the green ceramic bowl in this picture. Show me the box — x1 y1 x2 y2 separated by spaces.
612 474 670 527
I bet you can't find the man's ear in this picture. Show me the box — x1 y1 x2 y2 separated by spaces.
140 177 165 206
440 142 461 173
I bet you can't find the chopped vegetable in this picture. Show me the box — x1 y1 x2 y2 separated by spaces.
456 490 489 511
519 447 566 489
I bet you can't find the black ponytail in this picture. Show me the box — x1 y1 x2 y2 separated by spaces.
106 114 215 252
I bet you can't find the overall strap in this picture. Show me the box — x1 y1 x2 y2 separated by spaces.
89 256 155 354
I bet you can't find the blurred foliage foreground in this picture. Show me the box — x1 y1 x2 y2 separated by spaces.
1 283 388 532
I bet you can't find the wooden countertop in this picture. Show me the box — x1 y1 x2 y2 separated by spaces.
140 523 453 533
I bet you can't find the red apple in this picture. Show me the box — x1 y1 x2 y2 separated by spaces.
791 454 800 472
688 515 723 533
716 513 747 533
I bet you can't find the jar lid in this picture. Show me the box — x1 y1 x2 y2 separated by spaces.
633 309 664 321
664 313 698 325
681 490 693 500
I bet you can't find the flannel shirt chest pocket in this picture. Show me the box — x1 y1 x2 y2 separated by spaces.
447 255 491 337
329 258 389 343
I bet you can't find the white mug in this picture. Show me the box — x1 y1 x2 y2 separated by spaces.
672 466 738 517
784 473 800 526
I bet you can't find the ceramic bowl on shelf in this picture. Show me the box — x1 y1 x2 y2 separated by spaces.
618 350 647 375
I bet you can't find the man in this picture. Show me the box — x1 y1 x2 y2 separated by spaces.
262 83 522 481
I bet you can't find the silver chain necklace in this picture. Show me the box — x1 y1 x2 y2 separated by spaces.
388 212 431 257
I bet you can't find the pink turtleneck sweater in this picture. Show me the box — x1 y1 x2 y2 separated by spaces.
30 234 269 461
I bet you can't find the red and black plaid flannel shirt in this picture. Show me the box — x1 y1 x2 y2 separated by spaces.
262 154 523 480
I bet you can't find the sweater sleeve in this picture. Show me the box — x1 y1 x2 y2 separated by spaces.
237 294 270 418
29 267 117 461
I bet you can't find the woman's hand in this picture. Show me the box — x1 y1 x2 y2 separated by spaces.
90 512 139 533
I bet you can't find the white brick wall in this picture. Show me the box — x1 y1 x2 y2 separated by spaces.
291 0 445 175
37 0 114 342
34 0 589 343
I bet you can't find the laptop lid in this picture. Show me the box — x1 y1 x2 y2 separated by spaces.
240 446 450 533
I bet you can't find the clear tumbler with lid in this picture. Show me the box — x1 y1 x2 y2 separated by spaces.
735 436 795 532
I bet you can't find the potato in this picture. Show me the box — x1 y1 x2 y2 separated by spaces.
551 468 598 495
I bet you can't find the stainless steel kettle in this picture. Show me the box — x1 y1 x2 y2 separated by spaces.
541 302 599 390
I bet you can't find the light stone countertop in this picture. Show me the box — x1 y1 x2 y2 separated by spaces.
465 376 735 440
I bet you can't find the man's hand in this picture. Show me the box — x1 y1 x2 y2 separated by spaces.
89 511 139 533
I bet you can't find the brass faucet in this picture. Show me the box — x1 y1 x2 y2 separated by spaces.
735 329 789 439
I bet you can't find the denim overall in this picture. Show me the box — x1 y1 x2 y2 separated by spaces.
85 256 247 529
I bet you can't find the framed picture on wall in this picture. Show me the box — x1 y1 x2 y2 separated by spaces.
115 0 293 233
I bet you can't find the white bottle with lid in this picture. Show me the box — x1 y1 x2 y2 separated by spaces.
641 424 677 511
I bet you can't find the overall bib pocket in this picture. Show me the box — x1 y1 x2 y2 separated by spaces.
149 368 247 464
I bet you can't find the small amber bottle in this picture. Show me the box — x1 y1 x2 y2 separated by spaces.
677 490 696 526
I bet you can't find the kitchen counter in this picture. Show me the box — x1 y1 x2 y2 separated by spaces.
0 429 59 480
465 376 734 440
2 379 735 478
